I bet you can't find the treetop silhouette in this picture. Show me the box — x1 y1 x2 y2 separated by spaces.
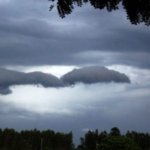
49 0 150 25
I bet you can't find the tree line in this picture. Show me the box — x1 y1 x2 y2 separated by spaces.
0 127 150 150
78 127 150 150
0 128 73 150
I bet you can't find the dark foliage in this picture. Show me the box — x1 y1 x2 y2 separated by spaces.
79 127 150 150
0 128 73 150
126 130 150 150
110 127 121 136
0 127 150 150
98 136 142 150
49 0 150 25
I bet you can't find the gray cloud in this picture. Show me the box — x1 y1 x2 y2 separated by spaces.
0 66 130 95
62 66 130 85
0 86 12 95
0 0 150 69
0 68 63 94
74 51 150 69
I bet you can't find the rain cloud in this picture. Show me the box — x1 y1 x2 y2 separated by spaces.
62 66 130 85
0 66 130 95
0 67 63 95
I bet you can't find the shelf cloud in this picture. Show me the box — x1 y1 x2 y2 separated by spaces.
62 66 130 85
0 66 130 95
0 68 64 95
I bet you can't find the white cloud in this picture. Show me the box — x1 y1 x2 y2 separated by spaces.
1 81 149 116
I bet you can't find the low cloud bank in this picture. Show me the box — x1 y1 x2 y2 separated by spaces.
0 66 130 95
62 66 130 85
0 68 63 95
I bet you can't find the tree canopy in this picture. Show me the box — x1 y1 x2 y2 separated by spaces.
110 127 121 136
98 136 142 150
49 0 150 25
78 127 150 150
0 127 150 150
0 128 73 150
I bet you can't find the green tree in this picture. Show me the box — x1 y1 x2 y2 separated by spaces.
125 131 150 150
2 128 17 150
110 127 121 136
98 136 142 150
84 130 97 150
79 129 106 150
0 128 3 149
41 129 55 150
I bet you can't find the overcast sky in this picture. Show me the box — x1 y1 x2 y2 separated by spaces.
0 0 150 146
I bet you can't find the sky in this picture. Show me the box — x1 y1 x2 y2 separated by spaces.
0 0 150 146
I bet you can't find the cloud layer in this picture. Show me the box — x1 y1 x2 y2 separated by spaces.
0 66 130 95
0 0 150 69
0 68 63 95
62 66 130 85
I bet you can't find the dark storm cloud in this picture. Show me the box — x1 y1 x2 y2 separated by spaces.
0 66 130 94
62 66 130 85
0 86 12 95
0 67 63 94
0 18 53 39
0 0 150 68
